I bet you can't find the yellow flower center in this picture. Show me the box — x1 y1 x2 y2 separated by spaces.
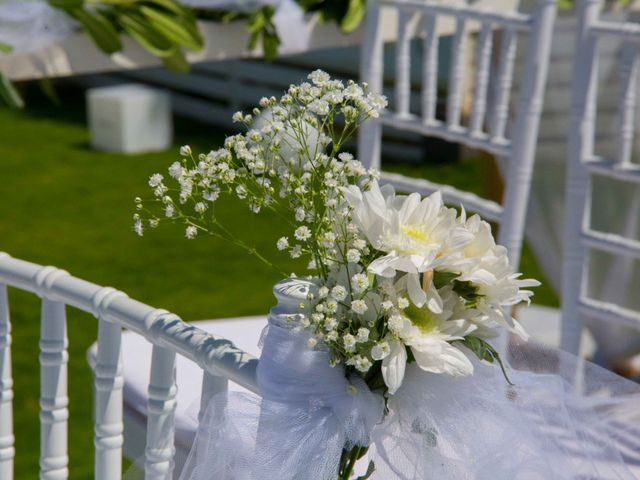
401 225 428 243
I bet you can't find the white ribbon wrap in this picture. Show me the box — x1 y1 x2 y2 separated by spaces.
180 279 640 480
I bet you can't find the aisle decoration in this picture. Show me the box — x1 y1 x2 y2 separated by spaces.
134 70 543 478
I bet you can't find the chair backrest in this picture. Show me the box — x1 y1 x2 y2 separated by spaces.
358 0 556 269
0 252 256 480
561 0 640 357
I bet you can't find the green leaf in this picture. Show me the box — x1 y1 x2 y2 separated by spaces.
162 49 190 72
355 460 376 480
459 336 514 385
117 11 176 57
0 41 13 55
141 0 187 16
433 271 459 289
340 0 365 33
262 30 280 60
48 0 84 8
0 72 24 109
139 6 203 51
69 7 122 54
38 77 61 105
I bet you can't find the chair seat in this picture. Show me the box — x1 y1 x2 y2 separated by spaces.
87 315 268 468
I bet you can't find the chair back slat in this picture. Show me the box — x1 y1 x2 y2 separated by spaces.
94 317 124 480
495 0 556 267
446 17 467 129
421 13 439 124
561 0 640 356
198 373 229 424
145 345 177 480
489 28 517 141
616 41 639 167
0 285 14 480
39 298 69 480
470 22 493 136
395 10 412 118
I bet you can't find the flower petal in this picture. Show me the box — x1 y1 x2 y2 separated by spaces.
382 339 407 394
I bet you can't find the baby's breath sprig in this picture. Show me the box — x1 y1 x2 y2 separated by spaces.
134 69 386 281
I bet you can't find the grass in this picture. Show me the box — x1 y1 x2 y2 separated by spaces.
0 85 557 479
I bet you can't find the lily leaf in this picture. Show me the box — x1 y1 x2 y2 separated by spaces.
162 49 190 72
459 336 513 385
117 10 175 57
355 461 376 480
0 41 14 55
48 0 84 8
0 72 24 109
340 0 365 33
68 7 122 54
139 6 203 51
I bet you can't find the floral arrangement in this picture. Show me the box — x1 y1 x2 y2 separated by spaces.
135 70 539 479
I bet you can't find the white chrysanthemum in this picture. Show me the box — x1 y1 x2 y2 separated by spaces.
343 180 474 310
381 287 476 394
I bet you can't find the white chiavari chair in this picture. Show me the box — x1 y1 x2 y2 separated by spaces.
561 0 640 360
358 0 556 270
0 252 257 480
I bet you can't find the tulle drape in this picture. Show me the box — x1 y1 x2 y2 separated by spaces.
179 317 640 480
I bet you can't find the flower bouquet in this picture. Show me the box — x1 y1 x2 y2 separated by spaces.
135 70 541 479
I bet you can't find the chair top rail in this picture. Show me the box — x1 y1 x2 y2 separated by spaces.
379 171 503 222
585 157 640 183
379 114 511 158
378 0 532 31
579 296 640 331
581 229 640 260
0 253 259 393
591 20 640 43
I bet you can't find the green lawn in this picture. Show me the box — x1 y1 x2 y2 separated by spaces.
0 85 557 479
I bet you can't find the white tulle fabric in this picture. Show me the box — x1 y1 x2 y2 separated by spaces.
180 323 640 480
0 0 74 53
179 316 384 480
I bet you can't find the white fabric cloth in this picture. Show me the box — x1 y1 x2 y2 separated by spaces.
179 316 640 479
180 316 384 480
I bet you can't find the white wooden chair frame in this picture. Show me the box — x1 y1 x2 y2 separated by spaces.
0 252 257 480
358 0 556 268
561 0 640 356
